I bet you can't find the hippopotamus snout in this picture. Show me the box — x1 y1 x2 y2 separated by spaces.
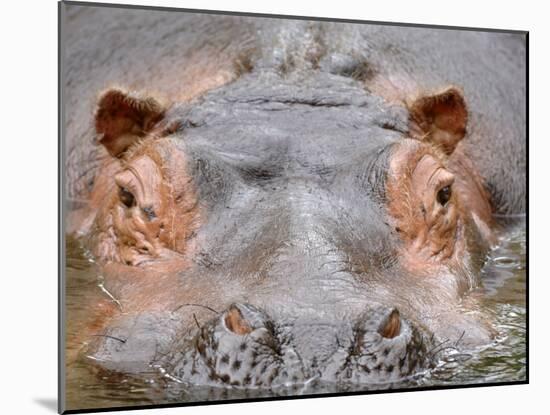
164 303 431 388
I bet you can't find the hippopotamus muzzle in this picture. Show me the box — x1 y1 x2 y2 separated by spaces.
85 301 433 389
159 303 432 388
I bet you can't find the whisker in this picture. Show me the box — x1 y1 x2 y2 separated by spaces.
192 313 202 330
427 338 450 356
454 330 466 347
91 334 127 343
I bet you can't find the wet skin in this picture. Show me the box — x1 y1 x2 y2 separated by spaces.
65 8 526 390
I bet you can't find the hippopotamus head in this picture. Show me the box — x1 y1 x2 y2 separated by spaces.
78 68 496 389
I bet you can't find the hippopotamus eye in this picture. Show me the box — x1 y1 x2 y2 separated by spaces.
437 185 452 206
118 186 136 208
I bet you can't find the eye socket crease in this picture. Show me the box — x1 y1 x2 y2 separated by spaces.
427 166 455 189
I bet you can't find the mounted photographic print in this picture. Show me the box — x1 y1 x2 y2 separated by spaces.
59 1 528 412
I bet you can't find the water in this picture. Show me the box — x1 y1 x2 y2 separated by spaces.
64 218 526 411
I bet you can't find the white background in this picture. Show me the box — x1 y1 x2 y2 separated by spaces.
0 0 544 414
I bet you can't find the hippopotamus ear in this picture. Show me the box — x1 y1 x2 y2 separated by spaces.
95 88 166 157
407 87 468 155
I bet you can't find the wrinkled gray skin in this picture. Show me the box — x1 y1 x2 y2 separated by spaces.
64 5 526 391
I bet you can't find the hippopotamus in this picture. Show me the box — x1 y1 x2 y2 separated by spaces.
63 4 526 392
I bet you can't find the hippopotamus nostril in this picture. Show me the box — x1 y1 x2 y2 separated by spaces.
314 307 430 384
223 303 269 335
224 305 253 335
378 308 401 339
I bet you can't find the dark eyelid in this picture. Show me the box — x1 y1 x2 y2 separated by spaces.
427 166 455 190
115 176 137 196
433 175 455 192
118 184 132 194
